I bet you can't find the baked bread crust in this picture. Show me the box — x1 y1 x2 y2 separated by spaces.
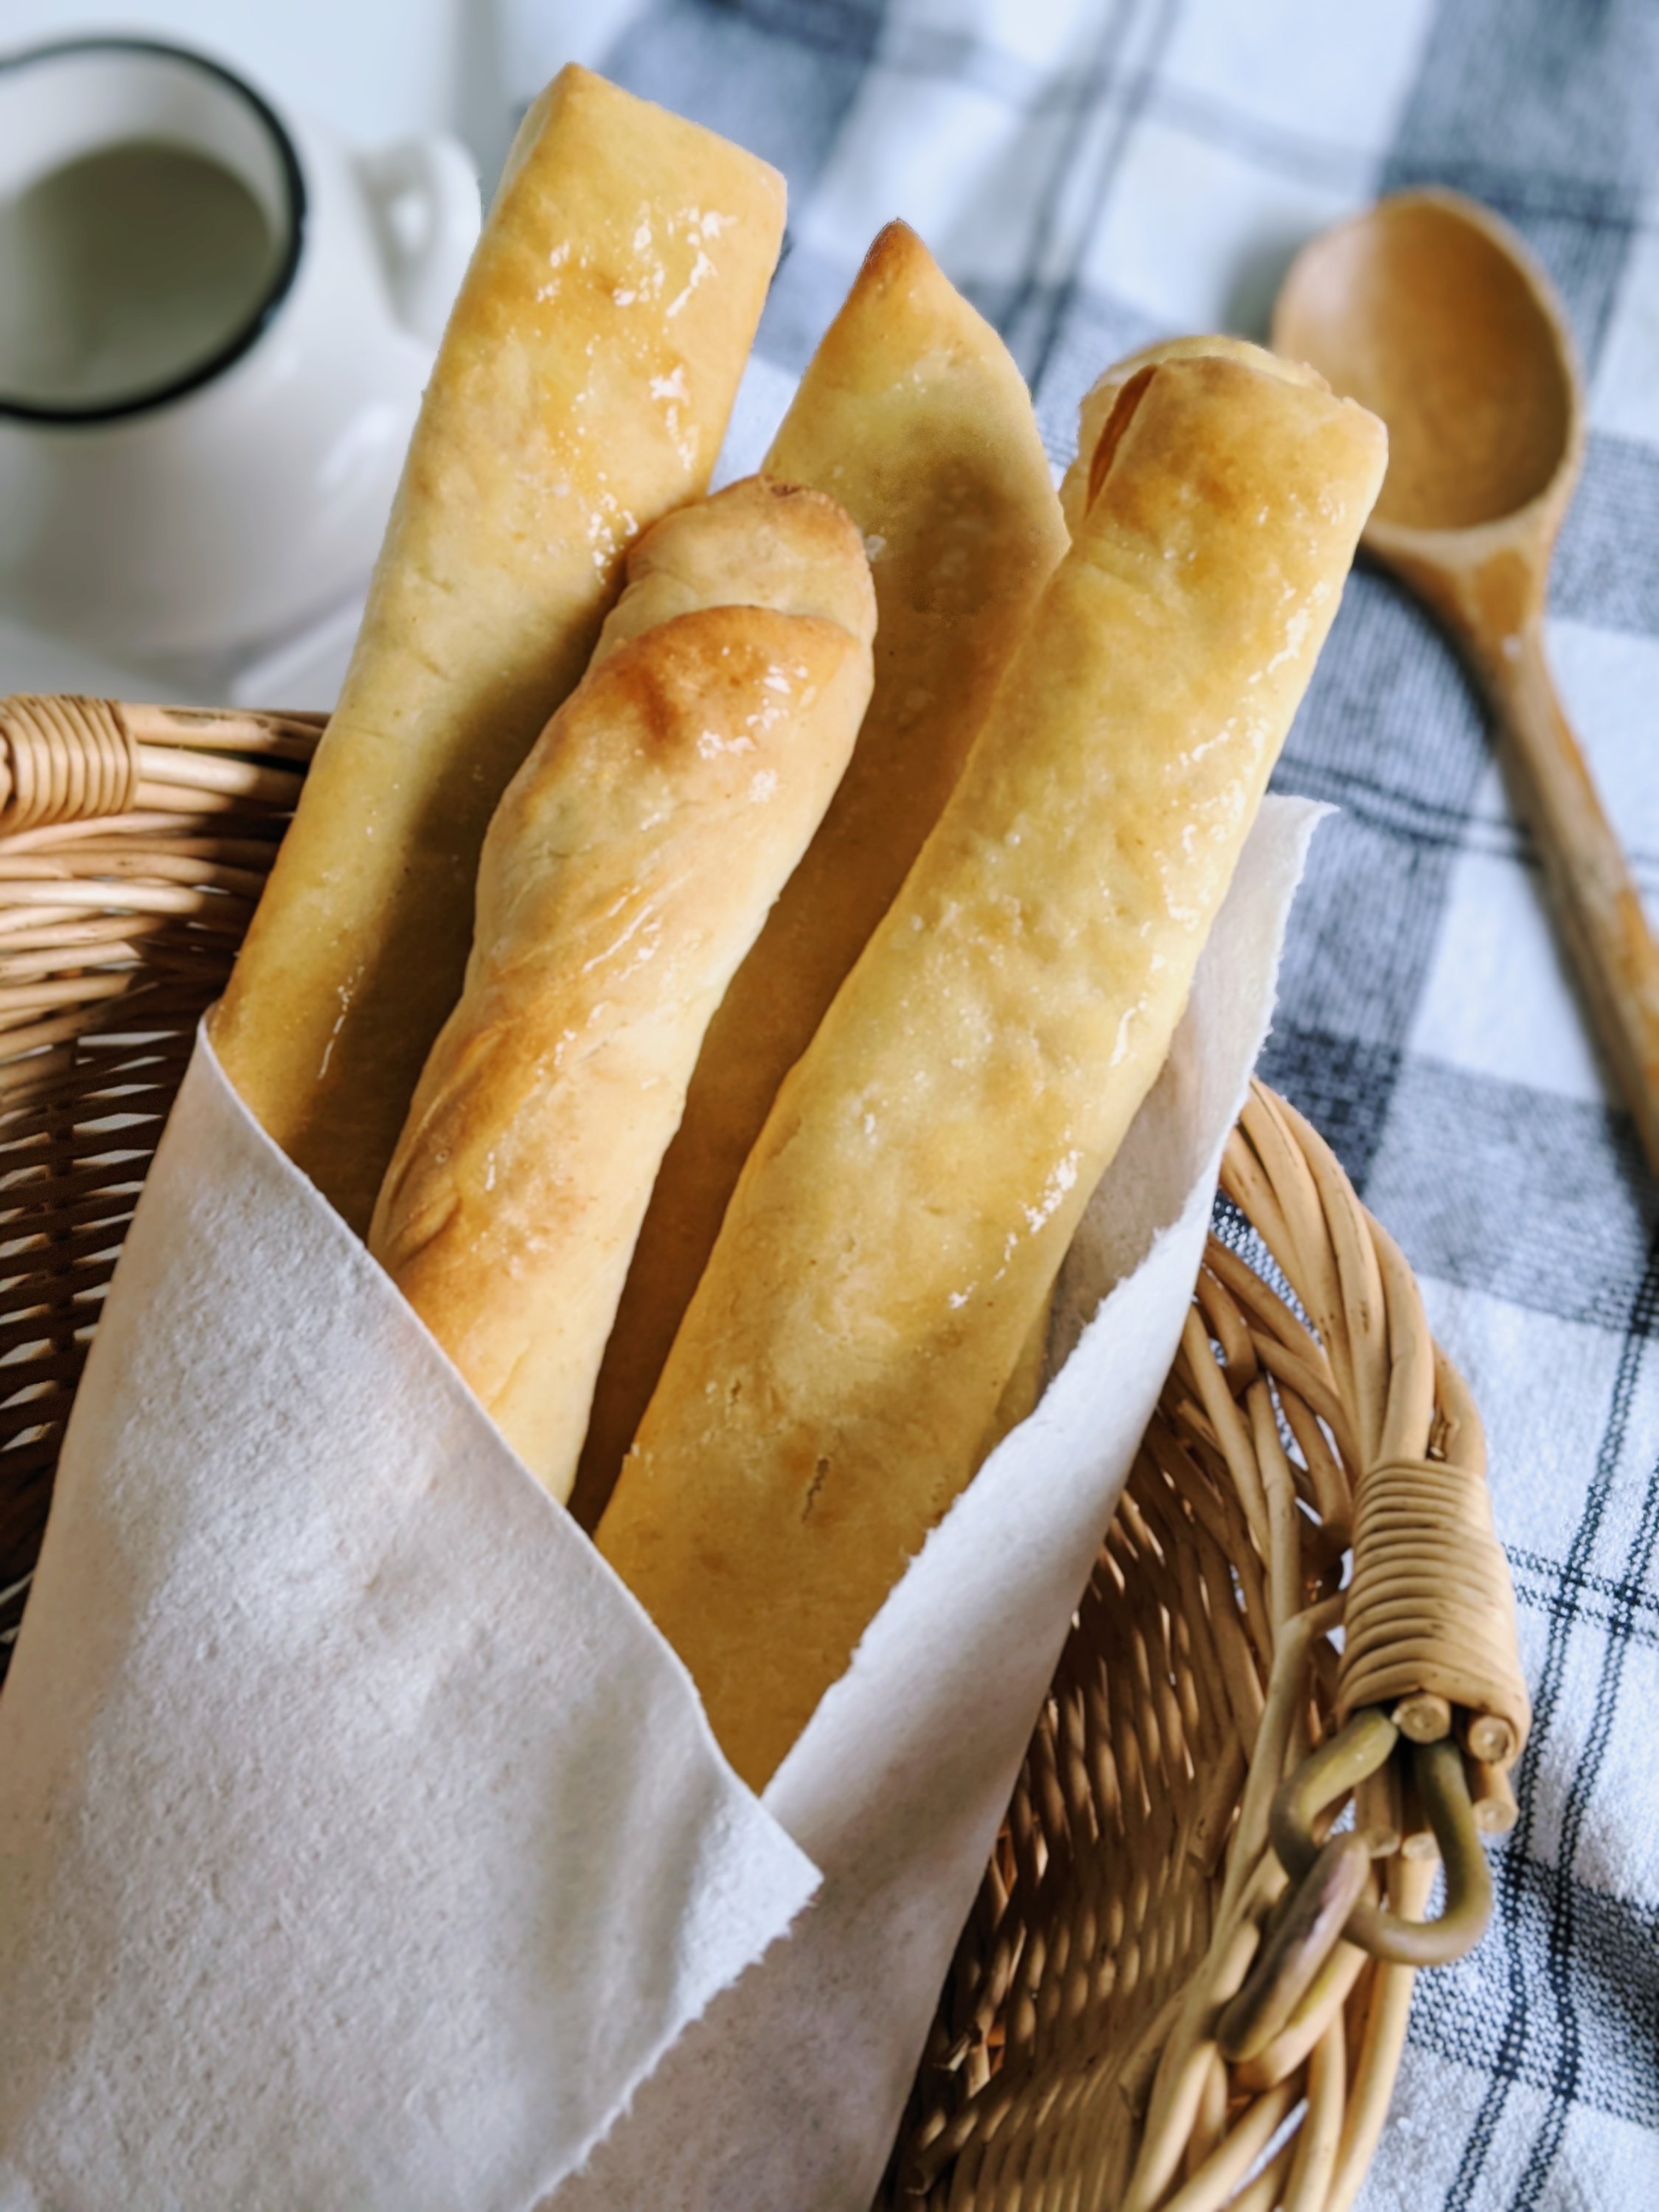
571 220 1068 1528
1059 334 1326 535
214 66 786 1233
369 478 874 1501
599 353 1386 1788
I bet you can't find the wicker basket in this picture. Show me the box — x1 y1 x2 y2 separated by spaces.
0 694 1531 2212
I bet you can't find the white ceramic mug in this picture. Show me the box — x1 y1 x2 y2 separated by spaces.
0 36 480 662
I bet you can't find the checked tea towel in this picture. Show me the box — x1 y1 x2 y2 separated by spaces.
498 1 1659 2204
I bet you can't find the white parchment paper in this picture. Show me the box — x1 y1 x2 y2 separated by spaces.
0 793 1318 2209
0 1030 819 2210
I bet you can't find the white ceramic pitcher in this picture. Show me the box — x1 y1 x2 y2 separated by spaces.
0 36 480 661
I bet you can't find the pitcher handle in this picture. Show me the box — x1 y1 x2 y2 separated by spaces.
357 134 480 347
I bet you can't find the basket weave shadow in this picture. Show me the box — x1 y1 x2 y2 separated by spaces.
0 695 1531 2212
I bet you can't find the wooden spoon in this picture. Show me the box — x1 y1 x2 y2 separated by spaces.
1273 186 1659 1172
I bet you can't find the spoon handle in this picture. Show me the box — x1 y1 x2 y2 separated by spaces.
1485 622 1659 1175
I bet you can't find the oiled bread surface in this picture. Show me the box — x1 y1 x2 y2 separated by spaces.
599 353 1387 1789
213 66 786 1233
572 219 1067 1527
370 478 874 1502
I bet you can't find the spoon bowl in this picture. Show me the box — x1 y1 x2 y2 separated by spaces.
1273 188 1659 1175
1276 189 1580 540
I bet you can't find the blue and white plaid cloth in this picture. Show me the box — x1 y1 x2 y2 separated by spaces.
503 2 1659 2203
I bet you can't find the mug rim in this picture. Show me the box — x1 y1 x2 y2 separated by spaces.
0 34 307 427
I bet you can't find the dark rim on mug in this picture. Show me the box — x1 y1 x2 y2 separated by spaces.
0 35 308 427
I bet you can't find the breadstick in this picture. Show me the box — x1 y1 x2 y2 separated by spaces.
214 67 785 1233
599 352 1386 1787
1059 335 1324 535
570 220 1066 1528
369 479 874 1500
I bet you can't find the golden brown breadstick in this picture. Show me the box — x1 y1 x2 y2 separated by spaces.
214 67 785 1233
1059 335 1324 535
570 220 1066 1528
369 479 874 1500
599 352 1386 1787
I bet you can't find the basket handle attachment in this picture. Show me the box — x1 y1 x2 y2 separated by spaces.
1214 1826 1374 2065
1217 1435 1532 2057
1217 1714 1491 2063
0 697 323 835
0 695 138 830
1274 1713 1491 1969
1334 1455 1531 1767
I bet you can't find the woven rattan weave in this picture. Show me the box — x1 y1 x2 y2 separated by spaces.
0 697 320 1658
883 1085 1528 2209
0 695 1530 2212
